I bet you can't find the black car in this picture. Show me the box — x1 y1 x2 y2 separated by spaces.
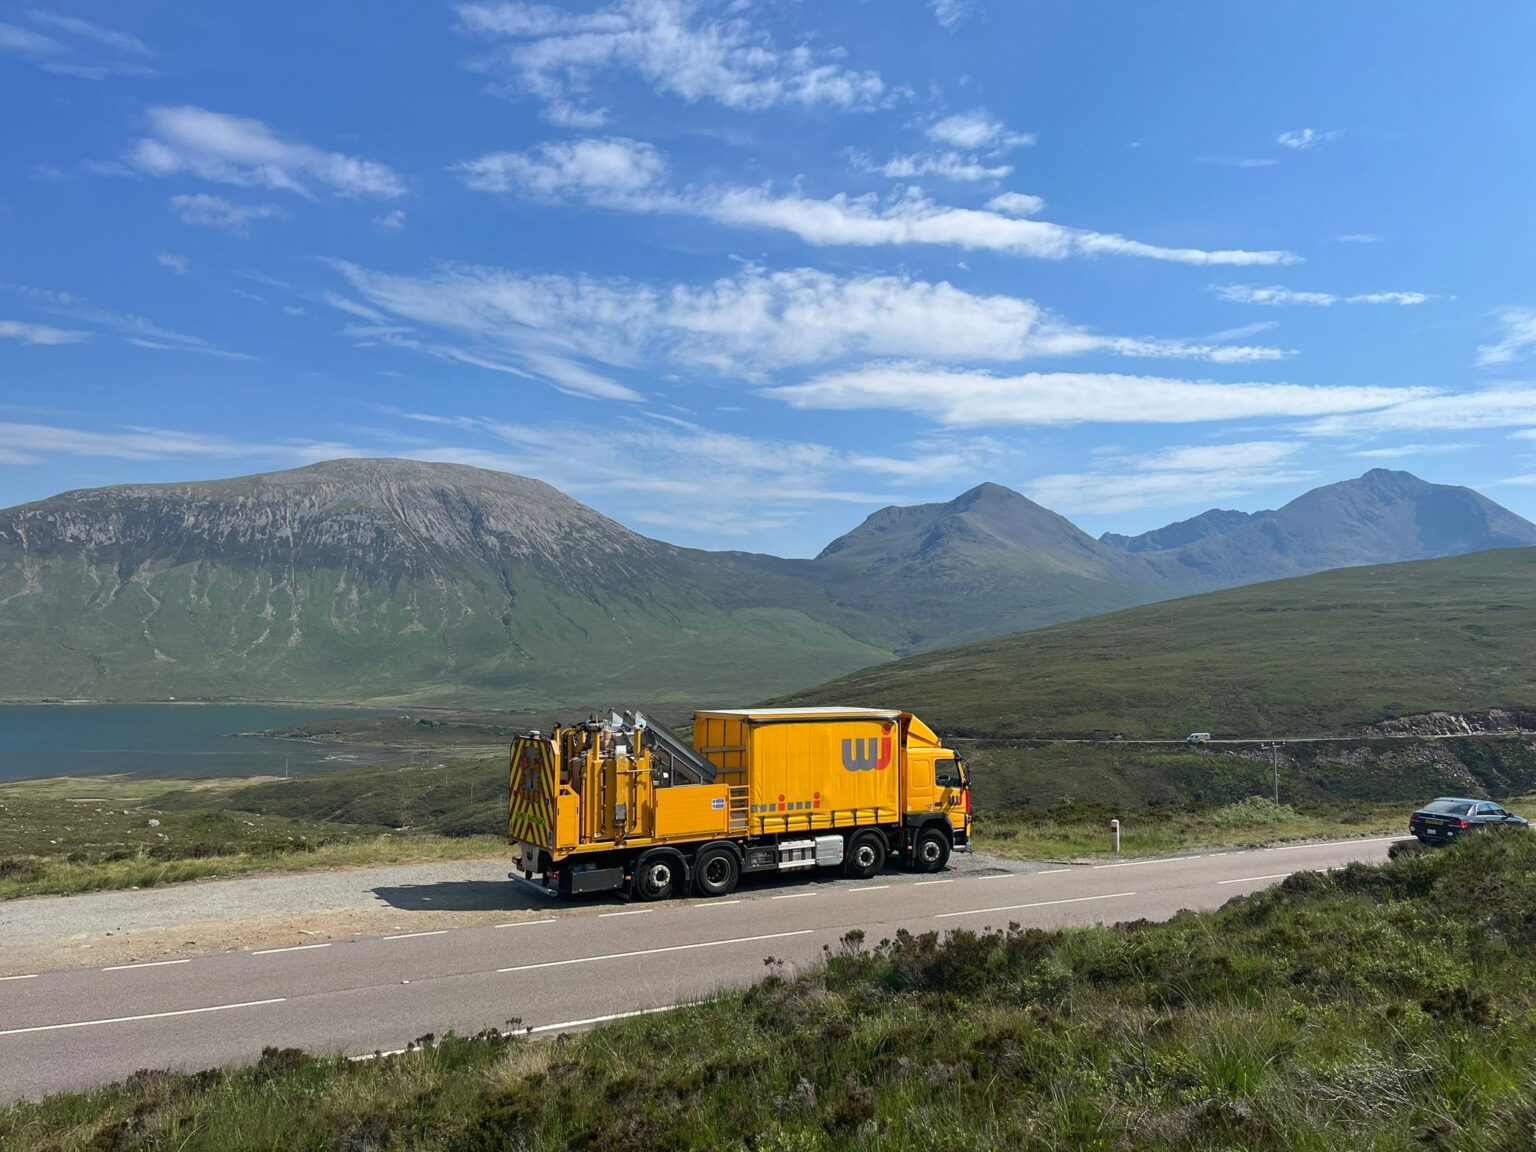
1409 797 1528 843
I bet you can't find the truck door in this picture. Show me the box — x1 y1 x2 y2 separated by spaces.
934 755 969 835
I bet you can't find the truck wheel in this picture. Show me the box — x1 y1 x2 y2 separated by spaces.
632 856 677 901
694 846 740 897
911 827 951 873
843 832 886 879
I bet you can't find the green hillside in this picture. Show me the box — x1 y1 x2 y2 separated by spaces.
780 547 1536 738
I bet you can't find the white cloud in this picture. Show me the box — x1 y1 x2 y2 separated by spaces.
1303 388 1536 437
2 283 252 360
0 319 88 346
1027 440 1314 514
455 0 889 125
130 106 407 198
873 152 1012 182
985 191 1045 216
1352 442 1474 459
156 252 190 275
374 209 407 232
1476 308 1536 367
26 12 150 55
1338 233 1380 243
456 137 667 195
0 21 60 55
170 193 287 235
1276 128 1343 151
1196 157 1279 168
766 364 1426 428
927 109 1034 151
333 260 1294 384
0 422 350 464
1212 284 1431 307
461 137 1299 266
929 0 971 30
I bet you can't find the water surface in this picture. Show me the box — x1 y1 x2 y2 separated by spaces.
0 704 404 782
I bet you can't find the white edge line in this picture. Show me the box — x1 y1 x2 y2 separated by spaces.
971 873 1014 880
694 900 741 908
771 892 815 900
529 1004 681 1034
382 930 449 941
1091 855 1198 870
252 943 333 955
1035 868 1072 875
914 879 954 886
935 891 1137 920
598 909 651 918
497 930 812 974
101 959 192 972
1217 873 1294 885
1270 836 1401 851
0 998 286 1037
0 974 38 982
494 918 557 929
348 1005 687 1062
848 884 889 892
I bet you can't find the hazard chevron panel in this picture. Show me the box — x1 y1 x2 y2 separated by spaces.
508 736 557 850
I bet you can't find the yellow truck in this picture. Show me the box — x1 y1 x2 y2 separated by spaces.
509 706 970 899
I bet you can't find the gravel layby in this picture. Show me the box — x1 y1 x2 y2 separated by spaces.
0 848 1022 975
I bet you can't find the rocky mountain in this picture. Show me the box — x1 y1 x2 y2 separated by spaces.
1100 508 1255 553
1128 470 1536 585
0 461 1532 707
0 460 898 707
813 482 1178 647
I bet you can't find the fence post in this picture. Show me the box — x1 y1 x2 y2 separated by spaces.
1109 818 1121 854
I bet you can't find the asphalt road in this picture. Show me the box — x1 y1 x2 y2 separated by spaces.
0 837 1397 1102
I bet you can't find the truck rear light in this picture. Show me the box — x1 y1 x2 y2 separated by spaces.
964 789 972 815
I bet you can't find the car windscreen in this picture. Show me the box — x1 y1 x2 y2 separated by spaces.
1421 800 1474 816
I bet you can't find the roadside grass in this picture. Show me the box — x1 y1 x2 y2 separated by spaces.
5 830 1535 1150
0 777 505 899
972 796 1407 860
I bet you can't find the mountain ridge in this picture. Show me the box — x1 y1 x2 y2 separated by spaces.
1 459 1533 707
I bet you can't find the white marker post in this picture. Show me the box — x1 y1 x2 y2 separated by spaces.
1109 818 1121 854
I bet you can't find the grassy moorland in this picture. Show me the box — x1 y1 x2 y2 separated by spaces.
5 830 1535 1150
781 548 1536 739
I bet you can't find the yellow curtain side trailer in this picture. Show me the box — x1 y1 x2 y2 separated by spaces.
509 706 970 899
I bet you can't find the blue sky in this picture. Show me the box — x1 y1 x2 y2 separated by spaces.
4 0 1536 556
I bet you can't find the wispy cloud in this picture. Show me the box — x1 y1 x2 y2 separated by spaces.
863 151 1013 183
332 260 1294 390
926 109 1034 151
373 209 407 232
0 422 350 465
1027 440 1313 514
1195 157 1279 169
130 106 407 198
2 284 253 360
1476 308 1536 367
1 12 154 78
459 136 1299 267
765 365 1425 428
1276 128 1343 151
156 252 190 275
1212 284 1431 307
170 193 287 235
1337 233 1380 244
1303 388 1536 437
0 319 89 346
454 0 890 126
929 0 971 30
1351 442 1473 459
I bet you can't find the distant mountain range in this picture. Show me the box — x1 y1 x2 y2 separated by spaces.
0 460 1531 707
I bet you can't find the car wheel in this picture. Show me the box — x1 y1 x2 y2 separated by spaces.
693 846 740 897
843 832 886 879
911 827 951 873
633 856 677 901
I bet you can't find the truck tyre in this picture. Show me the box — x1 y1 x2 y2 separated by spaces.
632 855 678 901
693 845 740 897
843 831 886 879
911 826 951 873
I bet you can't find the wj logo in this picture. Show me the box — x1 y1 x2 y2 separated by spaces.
841 736 892 772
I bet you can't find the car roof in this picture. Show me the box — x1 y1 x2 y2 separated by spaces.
1426 797 1484 805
